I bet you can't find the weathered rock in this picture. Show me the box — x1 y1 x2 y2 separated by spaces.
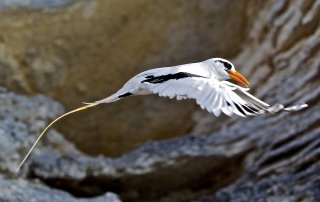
0 0 253 156
0 179 120 202
0 87 121 201
0 0 72 9
0 87 81 175
193 0 320 201
29 133 253 201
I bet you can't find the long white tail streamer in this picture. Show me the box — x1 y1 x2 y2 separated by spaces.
16 103 100 172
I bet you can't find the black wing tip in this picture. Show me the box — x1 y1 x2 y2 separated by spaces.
233 103 246 116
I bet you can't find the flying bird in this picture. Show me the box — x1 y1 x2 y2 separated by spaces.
17 58 307 171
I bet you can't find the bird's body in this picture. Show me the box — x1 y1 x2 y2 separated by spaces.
89 58 270 117
16 58 308 171
93 60 212 102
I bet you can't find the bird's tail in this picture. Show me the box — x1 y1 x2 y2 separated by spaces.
16 102 100 172
83 94 121 105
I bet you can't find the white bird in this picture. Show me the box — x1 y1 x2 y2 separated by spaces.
17 58 307 171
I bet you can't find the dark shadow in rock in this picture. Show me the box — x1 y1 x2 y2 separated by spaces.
28 134 254 202
0 179 120 202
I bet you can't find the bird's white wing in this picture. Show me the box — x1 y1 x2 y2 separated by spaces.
144 77 270 117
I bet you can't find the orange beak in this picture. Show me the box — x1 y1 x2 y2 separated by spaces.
227 70 250 87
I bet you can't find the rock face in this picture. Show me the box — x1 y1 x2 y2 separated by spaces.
0 87 65 174
0 0 252 156
0 179 120 202
29 134 253 201
195 0 320 201
0 87 120 201
0 0 319 202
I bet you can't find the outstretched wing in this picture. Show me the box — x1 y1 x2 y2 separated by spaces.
143 76 270 117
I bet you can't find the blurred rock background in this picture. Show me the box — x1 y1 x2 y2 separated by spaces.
0 0 319 202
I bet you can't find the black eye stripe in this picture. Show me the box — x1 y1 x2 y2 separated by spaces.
216 60 232 70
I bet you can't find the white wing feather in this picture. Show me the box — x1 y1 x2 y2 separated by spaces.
145 77 267 117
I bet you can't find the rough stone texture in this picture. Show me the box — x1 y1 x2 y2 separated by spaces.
0 0 73 9
0 87 78 175
193 0 320 201
0 0 253 156
0 179 120 202
28 0 320 202
0 87 121 201
29 134 253 201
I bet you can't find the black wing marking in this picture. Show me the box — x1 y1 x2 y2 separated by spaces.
234 103 246 116
242 104 259 113
142 72 206 84
118 92 132 98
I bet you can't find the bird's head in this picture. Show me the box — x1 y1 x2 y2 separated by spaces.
210 58 250 87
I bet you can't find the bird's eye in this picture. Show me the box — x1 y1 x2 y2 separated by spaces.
224 62 232 71
216 60 232 71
